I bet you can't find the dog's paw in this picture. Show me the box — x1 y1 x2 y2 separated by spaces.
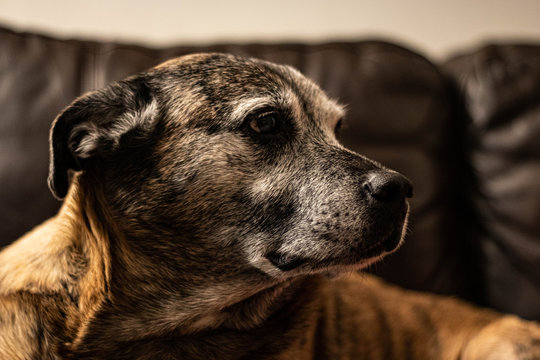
461 316 540 360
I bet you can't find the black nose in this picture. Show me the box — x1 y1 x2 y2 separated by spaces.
363 171 413 203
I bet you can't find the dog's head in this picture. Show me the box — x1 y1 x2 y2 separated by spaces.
49 53 411 292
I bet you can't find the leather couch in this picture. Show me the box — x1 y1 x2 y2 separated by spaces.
1 25 538 321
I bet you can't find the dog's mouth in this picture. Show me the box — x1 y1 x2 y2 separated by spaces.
265 219 406 272
265 252 309 272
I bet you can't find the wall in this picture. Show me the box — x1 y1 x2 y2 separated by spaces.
1 0 540 59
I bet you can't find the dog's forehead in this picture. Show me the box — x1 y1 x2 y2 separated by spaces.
153 53 344 126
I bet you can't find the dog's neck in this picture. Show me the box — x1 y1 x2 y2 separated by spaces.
0 177 324 357
0 177 113 348
54 178 321 353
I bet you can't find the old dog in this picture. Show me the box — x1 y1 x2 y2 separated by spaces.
0 53 539 359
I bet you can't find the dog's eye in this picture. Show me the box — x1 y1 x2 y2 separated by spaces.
249 113 279 134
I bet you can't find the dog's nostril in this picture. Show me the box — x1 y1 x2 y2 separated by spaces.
364 172 413 203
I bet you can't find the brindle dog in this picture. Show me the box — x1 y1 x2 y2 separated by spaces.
0 54 538 359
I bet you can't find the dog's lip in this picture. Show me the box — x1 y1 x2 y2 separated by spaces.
265 251 308 271
265 231 397 273
266 208 408 273
265 247 384 273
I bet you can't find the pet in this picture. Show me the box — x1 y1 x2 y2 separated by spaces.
0 53 538 359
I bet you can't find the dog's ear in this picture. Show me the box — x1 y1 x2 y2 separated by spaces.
48 77 158 199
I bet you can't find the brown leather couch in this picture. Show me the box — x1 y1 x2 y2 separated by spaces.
1 25 539 321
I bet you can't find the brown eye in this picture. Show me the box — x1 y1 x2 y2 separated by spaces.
250 113 278 134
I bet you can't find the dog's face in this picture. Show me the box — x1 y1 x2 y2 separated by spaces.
49 53 411 300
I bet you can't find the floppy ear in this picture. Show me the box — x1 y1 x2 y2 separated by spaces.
48 77 158 199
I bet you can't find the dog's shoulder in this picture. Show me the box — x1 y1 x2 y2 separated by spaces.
0 291 42 360
0 216 77 296
0 290 68 360
0 216 84 359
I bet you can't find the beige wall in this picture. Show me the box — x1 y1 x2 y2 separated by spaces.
1 0 540 58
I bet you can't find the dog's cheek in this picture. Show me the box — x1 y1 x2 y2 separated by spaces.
248 148 378 256
230 187 297 237
148 133 261 226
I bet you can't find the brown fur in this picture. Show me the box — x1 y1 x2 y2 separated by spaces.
0 53 539 359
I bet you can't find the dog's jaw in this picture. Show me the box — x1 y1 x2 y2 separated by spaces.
248 201 410 279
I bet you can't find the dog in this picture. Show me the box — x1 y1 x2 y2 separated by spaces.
0 53 539 359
